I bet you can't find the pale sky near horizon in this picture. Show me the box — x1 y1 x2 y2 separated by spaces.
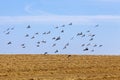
0 0 120 55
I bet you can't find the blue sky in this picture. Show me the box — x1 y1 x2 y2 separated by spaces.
0 0 120 55
0 0 120 16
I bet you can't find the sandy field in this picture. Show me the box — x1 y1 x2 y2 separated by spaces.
0 54 120 80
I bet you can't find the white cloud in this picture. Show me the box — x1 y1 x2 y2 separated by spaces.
0 15 120 24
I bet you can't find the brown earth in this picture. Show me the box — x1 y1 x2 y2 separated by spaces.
0 54 120 80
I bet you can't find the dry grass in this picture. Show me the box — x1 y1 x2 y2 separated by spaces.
0 54 120 80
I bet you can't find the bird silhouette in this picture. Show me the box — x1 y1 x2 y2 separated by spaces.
65 43 69 46
35 32 39 35
70 37 73 40
61 25 65 27
55 26 59 29
36 45 40 47
69 22 72 25
37 41 40 44
21 44 25 46
55 36 61 41
22 46 26 48
63 46 67 49
87 43 91 46
25 34 29 37
81 44 85 47
47 31 51 34
6 32 10 35
93 44 97 47
11 27 14 30
99 45 103 47
31 36 35 39
7 41 12 45
91 49 94 52
77 32 82 36
95 24 99 27
21 44 26 48
52 37 56 40
41 40 46 43
83 48 89 51
55 50 58 53
89 38 94 41
61 30 64 33
52 43 56 47
81 34 85 37
42 32 46 35
27 25 31 29
44 52 48 55
86 30 90 33
7 28 10 31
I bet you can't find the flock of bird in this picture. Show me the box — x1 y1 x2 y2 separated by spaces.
2 22 103 55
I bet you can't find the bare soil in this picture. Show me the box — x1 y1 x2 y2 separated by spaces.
0 54 120 80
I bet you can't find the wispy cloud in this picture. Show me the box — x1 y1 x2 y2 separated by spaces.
0 15 120 24
24 4 32 14
24 4 55 16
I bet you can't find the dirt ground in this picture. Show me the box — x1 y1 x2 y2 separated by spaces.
0 54 120 80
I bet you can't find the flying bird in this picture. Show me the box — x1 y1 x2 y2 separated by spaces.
22 46 26 48
61 25 65 27
63 46 67 49
77 32 82 36
31 36 35 39
36 45 40 47
83 48 89 51
81 34 85 37
65 43 69 46
52 43 56 47
86 30 90 33
81 44 85 47
35 32 39 35
89 34 95 37
21 44 25 48
69 22 72 25
55 26 59 29
47 31 51 34
27 25 31 29
7 41 12 45
99 45 103 47
55 50 58 53
11 27 14 30
21 44 25 46
91 49 94 52
93 44 97 47
92 34 95 37
61 30 64 33
37 41 40 44
95 24 99 27
6 28 9 31
6 32 10 35
52 37 56 40
70 36 74 40
43 32 46 35
44 52 48 55
89 38 94 41
87 43 91 46
55 36 61 41
41 40 46 43
25 34 29 37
